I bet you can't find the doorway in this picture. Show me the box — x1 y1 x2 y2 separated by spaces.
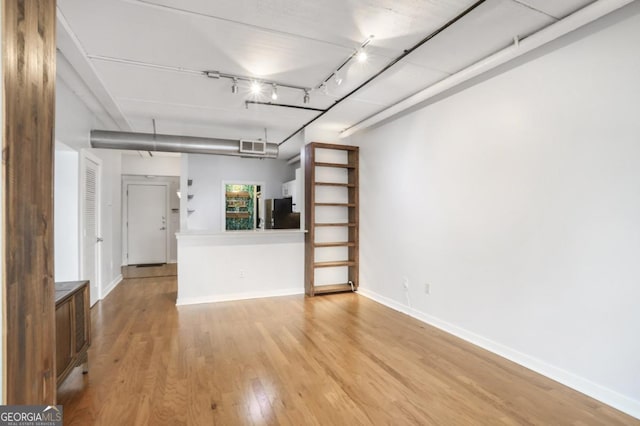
80 152 102 306
126 183 168 265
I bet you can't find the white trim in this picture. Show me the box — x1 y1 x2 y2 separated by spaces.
176 288 303 306
357 287 640 420
101 274 123 300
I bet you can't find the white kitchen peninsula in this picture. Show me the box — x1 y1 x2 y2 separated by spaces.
176 229 305 305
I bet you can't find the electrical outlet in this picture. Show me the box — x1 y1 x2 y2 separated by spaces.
239 270 245 278
402 277 409 290
425 282 430 294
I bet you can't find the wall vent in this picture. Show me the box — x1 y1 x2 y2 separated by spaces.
239 140 267 155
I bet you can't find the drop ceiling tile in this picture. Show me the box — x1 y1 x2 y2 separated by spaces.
404 0 555 74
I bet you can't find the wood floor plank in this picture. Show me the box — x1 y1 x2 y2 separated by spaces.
57 275 638 425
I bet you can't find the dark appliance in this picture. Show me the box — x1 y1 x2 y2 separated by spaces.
265 198 300 229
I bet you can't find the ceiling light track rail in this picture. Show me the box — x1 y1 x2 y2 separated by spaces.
90 53 316 102
315 36 374 91
245 100 326 112
278 0 488 146
204 70 310 92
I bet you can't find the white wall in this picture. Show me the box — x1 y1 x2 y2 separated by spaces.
351 4 640 418
54 143 80 281
185 154 291 231
56 77 123 298
121 154 181 176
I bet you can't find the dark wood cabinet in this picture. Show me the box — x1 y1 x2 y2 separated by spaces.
55 281 91 386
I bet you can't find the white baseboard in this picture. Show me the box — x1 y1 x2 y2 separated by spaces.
101 274 123 300
176 288 304 306
357 287 640 420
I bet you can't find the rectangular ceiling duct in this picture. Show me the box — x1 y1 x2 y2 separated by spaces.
90 130 278 159
239 139 267 155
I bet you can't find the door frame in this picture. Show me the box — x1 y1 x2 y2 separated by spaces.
122 178 170 266
79 150 102 305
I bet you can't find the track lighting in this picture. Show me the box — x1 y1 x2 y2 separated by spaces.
203 34 374 106
356 48 368 63
250 80 262 95
334 71 343 86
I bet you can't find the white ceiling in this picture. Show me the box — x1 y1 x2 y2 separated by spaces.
57 0 596 159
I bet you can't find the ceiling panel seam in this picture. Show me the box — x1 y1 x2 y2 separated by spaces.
121 0 369 54
510 0 561 20
397 58 454 78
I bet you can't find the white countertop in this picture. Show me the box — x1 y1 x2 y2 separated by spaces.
176 229 306 239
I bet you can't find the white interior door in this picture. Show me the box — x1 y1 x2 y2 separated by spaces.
127 184 167 265
82 156 101 306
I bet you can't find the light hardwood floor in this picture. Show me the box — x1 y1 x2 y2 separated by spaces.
58 276 637 425
121 263 177 279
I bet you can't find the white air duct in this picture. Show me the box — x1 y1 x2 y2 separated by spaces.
90 130 279 159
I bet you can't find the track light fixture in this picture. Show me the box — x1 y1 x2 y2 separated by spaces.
204 70 312 103
314 35 374 93
356 48 368 63
250 80 262 95
201 35 375 107
334 71 343 86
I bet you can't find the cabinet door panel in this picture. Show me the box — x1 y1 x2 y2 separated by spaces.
55 302 73 379
74 291 88 352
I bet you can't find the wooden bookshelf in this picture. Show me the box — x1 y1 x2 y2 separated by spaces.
305 142 359 296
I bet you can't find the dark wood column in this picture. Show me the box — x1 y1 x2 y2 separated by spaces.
2 0 57 404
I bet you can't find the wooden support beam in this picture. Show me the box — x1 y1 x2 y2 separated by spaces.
2 0 57 404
